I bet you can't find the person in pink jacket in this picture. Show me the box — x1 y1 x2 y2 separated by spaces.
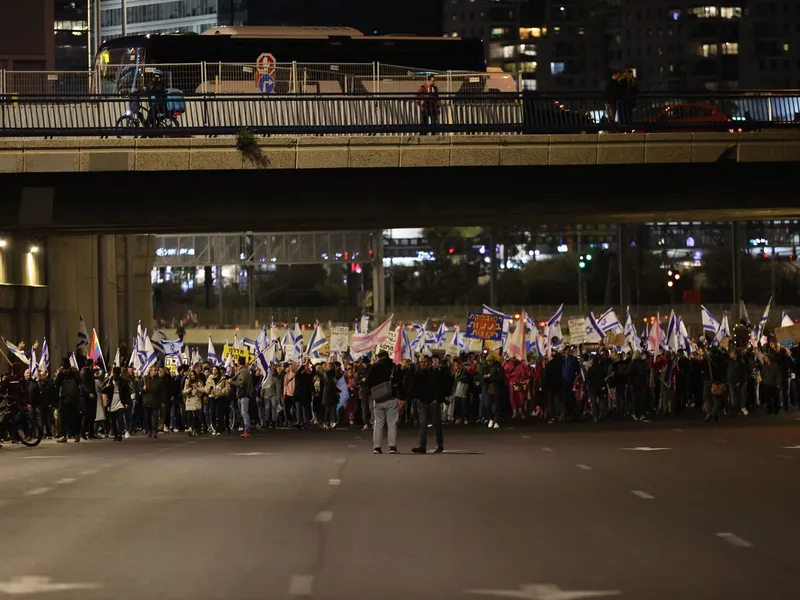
505 357 529 418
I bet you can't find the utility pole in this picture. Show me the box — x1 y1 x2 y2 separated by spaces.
122 0 128 36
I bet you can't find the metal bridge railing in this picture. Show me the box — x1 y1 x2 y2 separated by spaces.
1 92 800 137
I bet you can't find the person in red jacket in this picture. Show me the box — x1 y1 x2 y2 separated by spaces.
417 75 440 130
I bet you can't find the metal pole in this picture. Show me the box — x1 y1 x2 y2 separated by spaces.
248 266 255 327
217 265 223 326
389 267 395 315
489 228 498 306
121 0 127 37
618 223 625 307
125 235 134 345
770 244 777 304
577 231 584 313
731 222 740 313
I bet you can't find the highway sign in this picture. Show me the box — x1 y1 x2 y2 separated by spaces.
256 52 276 76
257 74 275 95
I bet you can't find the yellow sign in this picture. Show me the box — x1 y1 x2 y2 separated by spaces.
221 345 255 365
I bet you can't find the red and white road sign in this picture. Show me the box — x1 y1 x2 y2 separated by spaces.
256 53 276 76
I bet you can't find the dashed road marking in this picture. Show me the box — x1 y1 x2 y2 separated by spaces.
289 575 314 596
79 469 98 476
541 447 554 452
329 478 341 486
631 490 655 500
347 444 356 449
334 458 346 464
20 456 69 460
315 511 333 523
716 532 753 548
521 435 531 439
716 438 728 443
576 464 592 471
25 487 52 496
54 478 77 485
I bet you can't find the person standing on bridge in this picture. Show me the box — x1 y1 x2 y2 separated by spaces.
417 75 440 132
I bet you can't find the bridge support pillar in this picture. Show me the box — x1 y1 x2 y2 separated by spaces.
45 234 154 371
371 232 385 319
617 224 627 308
730 222 743 315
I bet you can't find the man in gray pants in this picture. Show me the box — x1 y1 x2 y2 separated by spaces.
367 351 400 454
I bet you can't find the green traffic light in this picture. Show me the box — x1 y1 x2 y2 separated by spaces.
586 254 592 260
579 261 586 269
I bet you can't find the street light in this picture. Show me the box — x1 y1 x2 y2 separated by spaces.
29 245 39 254
667 280 674 288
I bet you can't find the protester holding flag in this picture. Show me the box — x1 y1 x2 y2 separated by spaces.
102 366 131 442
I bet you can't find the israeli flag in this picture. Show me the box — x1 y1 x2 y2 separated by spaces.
139 336 158 376
717 314 731 340
69 353 79 370
38 338 50 373
207 335 218 365
2 338 30 366
306 322 328 358
112 348 121 368
753 296 772 343
76 315 89 352
584 313 605 344
547 304 564 348
701 305 720 335
597 308 623 334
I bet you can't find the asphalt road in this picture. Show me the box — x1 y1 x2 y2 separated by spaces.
2 417 800 600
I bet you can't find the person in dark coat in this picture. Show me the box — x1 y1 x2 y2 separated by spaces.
102 366 131 442
142 365 164 438
321 361 342 428
79 359 98 439
411 355 444 454
55 359 82 442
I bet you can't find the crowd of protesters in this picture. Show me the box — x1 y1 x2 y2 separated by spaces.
2 324 797 452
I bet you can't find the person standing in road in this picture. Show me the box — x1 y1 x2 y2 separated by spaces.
411 355 444 454
142 365 164 438
79 358 97 439
231 357 255 438
55 360 82 443
368 351 400 454
183 369 205 436
102 366 130 442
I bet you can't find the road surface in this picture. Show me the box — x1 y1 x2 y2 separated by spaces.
1 417 799 599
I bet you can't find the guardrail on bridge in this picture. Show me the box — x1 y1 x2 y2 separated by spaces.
1 92 800 137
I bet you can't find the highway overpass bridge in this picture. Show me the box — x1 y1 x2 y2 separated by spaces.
0 130 798 369
1 132 800 234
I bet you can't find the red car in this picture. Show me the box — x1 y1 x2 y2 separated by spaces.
636 103 734 131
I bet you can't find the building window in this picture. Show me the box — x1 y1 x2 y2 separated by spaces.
688 6 742 19
519 44 536 56
721 42 739 55
522 80 537 91
704 81 719 90
669 9 680 21
700 43 718 57
502 45 516 59
519 27 543 39
785 43 791 52
550 61 565 74
491 27 508 37
519 61 537 73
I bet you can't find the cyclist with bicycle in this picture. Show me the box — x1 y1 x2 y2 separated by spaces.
146 69 167 128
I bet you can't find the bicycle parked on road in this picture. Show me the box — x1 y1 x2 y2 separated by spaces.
0 379 43 448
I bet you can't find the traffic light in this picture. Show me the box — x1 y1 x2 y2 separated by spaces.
579 253 593 271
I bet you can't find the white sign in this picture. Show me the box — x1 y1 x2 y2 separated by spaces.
377 330 397 355
256 52 276 76
568 318 587 345
466 583 621 599
330 326 350 353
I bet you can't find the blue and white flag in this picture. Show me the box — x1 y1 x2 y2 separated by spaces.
139 336 158 376
700 305 720 335
584 313 605 344
152 330 183 356
409 321 428 354
112 348 121 369
38 338 50 373
306 322 328 359
597 308 623 334
782 312 793 328
69 352 79 370
739 299 750 324
207 335 218 365
432 322 447 348
450 325 470 354
717 314 731 340
336 373 350 410
753 296 772 344
76 315 89 352
665 311 678 352
30 348 37 372
399 326 414 361
2 338 30 366
623 307 640 352
678 317 692 353
547 304 564 348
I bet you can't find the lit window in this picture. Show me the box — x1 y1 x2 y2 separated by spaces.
550 61 565 75
502 45 515 58
578 27 585 35
785 43 791 52
669 9 680 21
699 43 718 57
522 80 537 91
520 61 537 73
491 27 508 37
720 7 742 19
689 6 742 19
721 42 739 55
519 43 536 56
519 27 543 39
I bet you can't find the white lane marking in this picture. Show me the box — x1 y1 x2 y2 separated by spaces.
315 511 333 523
465 583 621 599
25 487 52 496
782 445 800 449
716 438 728 443
334 458 346 464
521 435 531 439
329 478 341 486
541 447 554 452
0 576 103 594
631 490 655 500
289 575 314 596
355 436 362 440
620 447 671 451
576 464 592 471
79 469 98 476
347 444 356 449
187 441 195 444
54 478 77 485
673 428 684 432
19 456 69 460
716 532 753 548
231 452 274 456
99 463 113 468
